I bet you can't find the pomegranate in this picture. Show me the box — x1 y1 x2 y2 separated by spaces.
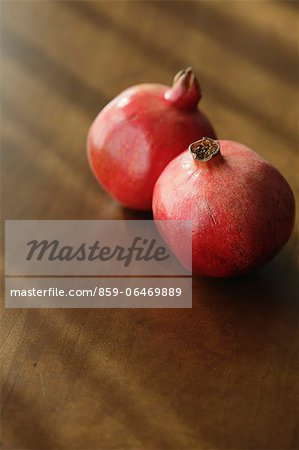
153 137 295 277
87 68 216 210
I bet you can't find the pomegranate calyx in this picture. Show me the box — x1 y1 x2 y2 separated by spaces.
172 67 194 86
164 67 201 111
189 137 220 162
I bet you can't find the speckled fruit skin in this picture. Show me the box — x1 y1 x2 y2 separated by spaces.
153 140 295 277
87 68 216 210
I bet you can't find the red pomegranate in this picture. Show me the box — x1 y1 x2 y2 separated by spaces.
153 137 295 277
87 68 216 210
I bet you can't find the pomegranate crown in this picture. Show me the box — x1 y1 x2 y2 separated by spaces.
189 137 220 162
164 67 202 111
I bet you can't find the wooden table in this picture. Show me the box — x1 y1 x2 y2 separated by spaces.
1 1 298 449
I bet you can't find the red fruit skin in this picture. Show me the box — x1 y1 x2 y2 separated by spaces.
87 70 216 210
153 140 295 277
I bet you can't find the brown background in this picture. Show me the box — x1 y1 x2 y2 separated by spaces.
1 1 298 449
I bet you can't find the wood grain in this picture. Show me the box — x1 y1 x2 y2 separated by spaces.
1 1 298 449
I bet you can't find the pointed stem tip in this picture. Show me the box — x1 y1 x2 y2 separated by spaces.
164 67 201 111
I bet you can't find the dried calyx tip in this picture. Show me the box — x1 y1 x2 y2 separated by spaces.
173 67 195 89
189 137 220 162
166 67 201 110
173 66 193 83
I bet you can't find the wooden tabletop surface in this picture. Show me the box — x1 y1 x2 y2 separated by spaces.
1 1 298 449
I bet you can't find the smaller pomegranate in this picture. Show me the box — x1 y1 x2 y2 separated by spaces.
153 137 295 277
87 68 216 210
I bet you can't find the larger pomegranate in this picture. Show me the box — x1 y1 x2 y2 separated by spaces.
87 68 216 210
153 137 295 277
